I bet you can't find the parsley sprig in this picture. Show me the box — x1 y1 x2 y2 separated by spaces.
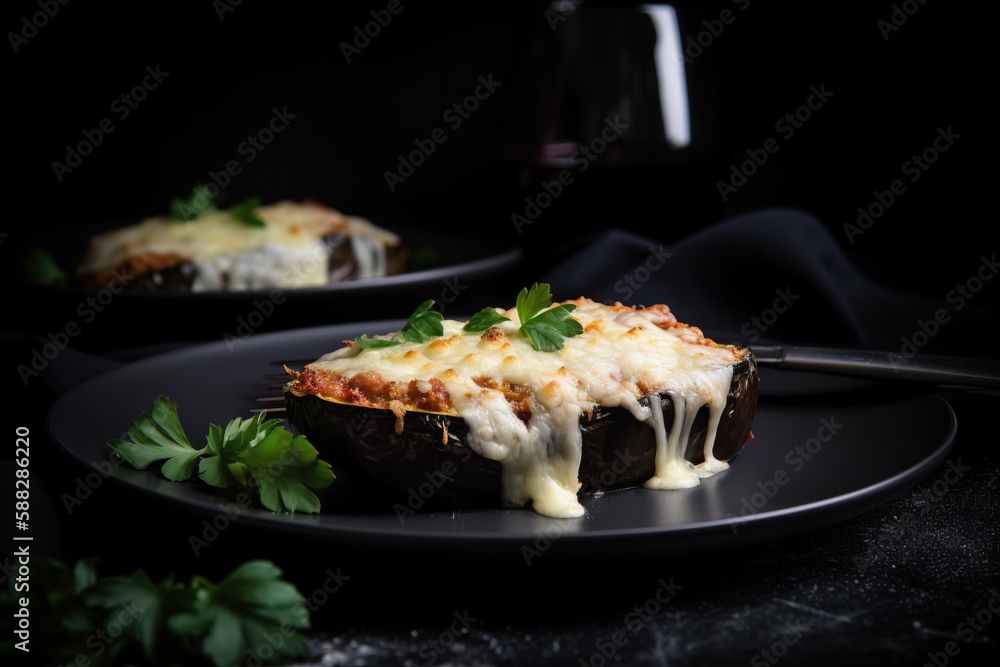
169 184 267 227
354 283 583 352
229 195 267 227
353 299 444 349
464 282 583 351
108 395 335 513
0 557 310 667
169 184 218 222
350 284 582 353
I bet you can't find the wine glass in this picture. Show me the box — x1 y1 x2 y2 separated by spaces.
496 1 730 254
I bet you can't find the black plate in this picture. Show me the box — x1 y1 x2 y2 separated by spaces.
46 321 957 559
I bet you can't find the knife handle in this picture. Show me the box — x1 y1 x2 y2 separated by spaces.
749 345 1000 392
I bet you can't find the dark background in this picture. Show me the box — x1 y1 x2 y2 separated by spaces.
3 0 994 298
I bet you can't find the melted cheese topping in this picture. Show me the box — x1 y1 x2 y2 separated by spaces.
77 200 401 291
308 299 742 518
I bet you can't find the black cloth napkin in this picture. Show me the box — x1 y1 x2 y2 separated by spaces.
535 207 994 354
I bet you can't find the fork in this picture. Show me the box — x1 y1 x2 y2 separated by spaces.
253 358 316 414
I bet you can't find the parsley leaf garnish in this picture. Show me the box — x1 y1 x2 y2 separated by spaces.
353 299 444 349
108 395 335 513
399 299 445 342
464 284 583 350
169 561 310 667
352 334 405 350
519 302 583 351
352 285 582 353
515 283 584 351
0 557 311 667
17 244 69 287
169 185 267 227
169 184 218 222
230 195 267 227
516 282 555 323
107 395 203 481
83 566 191 662
462 307 510 333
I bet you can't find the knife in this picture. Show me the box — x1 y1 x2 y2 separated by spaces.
746 343 1000 394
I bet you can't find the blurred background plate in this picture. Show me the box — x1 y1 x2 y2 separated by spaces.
8 219 523 353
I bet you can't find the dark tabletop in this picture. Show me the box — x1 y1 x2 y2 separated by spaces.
4 356 999 667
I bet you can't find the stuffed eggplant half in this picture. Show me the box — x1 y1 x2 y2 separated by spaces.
284 295 759 519
75 199 408 292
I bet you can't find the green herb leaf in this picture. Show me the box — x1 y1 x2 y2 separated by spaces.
508 283 583 352
200 425 335 514
516 282 553 325
519 305 583 351
230 196 267 227
463 308 511 333
108 396 204 481
108 396 335 513
0 558 121 665
353 334 402 349
0 557 311 667
399 299 444 343
17 245 69 287
350 286 581 354
519 322 565 352
527 303 582 335
83 568 192 661
170 184 218 222
169 561 310 667
352 300 443 350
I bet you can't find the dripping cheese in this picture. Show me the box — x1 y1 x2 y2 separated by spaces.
285 298 751 519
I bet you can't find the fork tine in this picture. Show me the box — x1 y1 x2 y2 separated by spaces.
254 360 308 414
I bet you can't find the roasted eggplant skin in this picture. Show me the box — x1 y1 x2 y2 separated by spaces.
284 353 759 511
